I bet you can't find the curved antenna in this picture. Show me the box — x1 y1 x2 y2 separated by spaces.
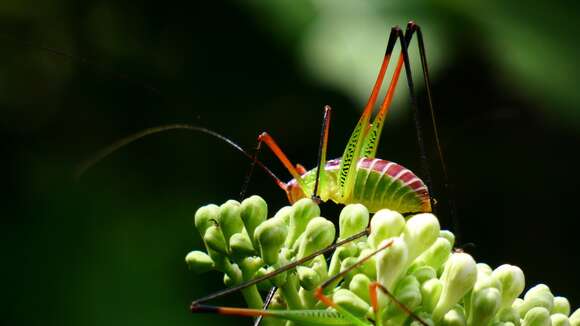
75 124 285 189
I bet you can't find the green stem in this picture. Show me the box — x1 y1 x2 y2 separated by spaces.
279 273 303 310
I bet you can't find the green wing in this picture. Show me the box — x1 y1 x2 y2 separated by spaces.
338 111 372 200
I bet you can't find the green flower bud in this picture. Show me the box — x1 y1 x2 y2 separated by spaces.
570 308 580 326
368 209 405 249
194 204 220 237
522 307 551 326
238 256 263 280
553 297 571 316
254 217 288 265
333 288 371 318
492 264 525 308
229 232 255 258
240 195 267 243
412 265 438 284
496 307 521 325
513 298 524 311
422 278 443 313
203 225 228 254
297 266 320 290
518 284 554 317
551 313 571 326
309 255 328 283
223 262 243 285
340 257 363 288
389 275 422 315
357 248 377 279
286 198 320 247
439 230 455 248
297 217 335 259
403 213 440 262
413 237 452 271
253 267 274 291
218 200 244 242
185 250 214 273
432 252 477 322
273 205 292 225
338 204 369 240
477 263 493 276
350 273 372 303
376 237 408 292
441 306 466 326
467 287 501 326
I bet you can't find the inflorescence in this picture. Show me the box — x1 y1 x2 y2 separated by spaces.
186 195 579 326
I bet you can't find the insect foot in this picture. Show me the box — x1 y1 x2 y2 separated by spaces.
186 195 580 326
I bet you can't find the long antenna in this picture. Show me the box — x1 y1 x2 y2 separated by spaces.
75 124 285 190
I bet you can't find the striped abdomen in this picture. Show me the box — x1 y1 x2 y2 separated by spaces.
285 158 431 214
348 158 431 213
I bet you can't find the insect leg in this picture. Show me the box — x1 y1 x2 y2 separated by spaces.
254 105 332 325
369 282 428 326
312 105 332 201
337 27 400 201
190 229 369 307
404 21 459 237
255 132 309 193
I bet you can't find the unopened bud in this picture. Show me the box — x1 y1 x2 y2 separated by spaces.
518 284 554 317
412 265 437 284
357 248 377 279
240 195 267 242
286 198 320 247
422 278 443 313
569 308 580 326
413 237 452 271
297 217 335 259
254 217 288 265
403 213 440 262
523 307 551 326
551 313 571 326
376 237 408 291
218 200 244 241
333 289 370 318
368 209 405 249
492 264 525 308
467 287 501 326
553 296 571 316
229 232 254 258
441 306 466 326
350 273 371 303
439 230 455 248
432 252 477 322
496 307 520 325
203 225 227 254
297 266 320 290
194 204 219 237
185 250 214 273
339 204 369 240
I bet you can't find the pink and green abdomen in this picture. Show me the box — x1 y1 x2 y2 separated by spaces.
289 158 431 214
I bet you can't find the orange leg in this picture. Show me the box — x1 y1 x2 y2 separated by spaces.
257 132 308 192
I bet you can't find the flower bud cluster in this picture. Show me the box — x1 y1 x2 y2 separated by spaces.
186 196 579 325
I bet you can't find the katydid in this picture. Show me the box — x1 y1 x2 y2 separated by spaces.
78 21 449 217
186 21 448 326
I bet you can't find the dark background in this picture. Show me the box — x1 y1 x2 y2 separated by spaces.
2 1 579 325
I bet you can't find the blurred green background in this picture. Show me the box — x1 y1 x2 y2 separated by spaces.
2 1 580 325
